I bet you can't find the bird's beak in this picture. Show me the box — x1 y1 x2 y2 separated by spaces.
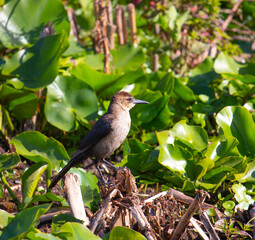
133 99 149 104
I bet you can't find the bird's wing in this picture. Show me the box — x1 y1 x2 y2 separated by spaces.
71 114 114 159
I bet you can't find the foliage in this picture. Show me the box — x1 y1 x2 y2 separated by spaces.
0 0 254 238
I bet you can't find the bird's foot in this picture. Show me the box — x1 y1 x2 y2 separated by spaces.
102 159 120 171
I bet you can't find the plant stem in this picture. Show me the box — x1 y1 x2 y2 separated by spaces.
0 172 22 210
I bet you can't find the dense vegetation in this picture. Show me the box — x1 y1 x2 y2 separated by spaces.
0 0 254 239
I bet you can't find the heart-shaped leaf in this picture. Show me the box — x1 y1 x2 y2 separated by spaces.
109 226 146 240
216 106 255 156
45 75 98 132
0 153 20 172
10 131 70 170
2 33 69 89
0 0 70 48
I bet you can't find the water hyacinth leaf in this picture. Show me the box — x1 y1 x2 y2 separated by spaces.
109 226 146 240
171 121 208 152
10 131 70 170
156 130 174 145
57 222 101 240
158 144 192 172
174 77 196 102
214 52 244 74
45 75 98 132
193 157 214 181
205 136 240 161
31 192 64 204
0 204 51 240
2 33 69 89
26 232 61 240
0 209 14 229
235 161 255 183
0 0 70 48
0 84 37 121
203 166 234 183
21 162 48 209
111 45 145 73
216 106 255 156
0 153 20 171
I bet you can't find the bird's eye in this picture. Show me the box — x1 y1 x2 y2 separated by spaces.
127 97 132 101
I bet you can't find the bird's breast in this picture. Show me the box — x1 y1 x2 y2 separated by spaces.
92 111 131 159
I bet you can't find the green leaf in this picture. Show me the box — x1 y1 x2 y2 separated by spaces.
205 136 240 161
45 75 98 132
158 144 192 172
111 45 145 74
2 33 69 89
10 131 70 170
0 153 20 171
31 193 64 204
171 121 208 152
193 157 214 180
0 204 51 240
109 226 146 240
214 52 244 74
235 161 255 183
0 209 14 229
216 106 255 156
0 0 70 48
223 201 235 210
203 166 234 183
0 84 37 121
21 162 48 209
56 222 101 240
174 77 196 101
26 231 61 240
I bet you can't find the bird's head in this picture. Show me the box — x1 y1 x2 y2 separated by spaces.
110 91 149 111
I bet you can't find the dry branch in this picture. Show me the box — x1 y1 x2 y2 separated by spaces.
170 190 208 240
190 217 209 240
199 210 220 240
115 6 124 45
63 173 89 226
128 4 138 44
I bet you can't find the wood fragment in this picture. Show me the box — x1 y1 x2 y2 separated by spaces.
90 188 121 233
130 204 157 240
128 3 138 44
67 8 80 43
199 211 220 240
39 209 71 224
120 6 128 44
115 6 124 45
168 188 224 218
144 191 168 203
190 217 209 240
170 190 208 240
107 24 116 50
107 0 113 24
221 0 243 31
152 54 159 72
63 173 89 226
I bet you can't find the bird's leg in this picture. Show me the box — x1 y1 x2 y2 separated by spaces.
102 159 119 171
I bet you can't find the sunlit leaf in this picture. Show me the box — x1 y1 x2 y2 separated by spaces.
2 33 69 89
216 106 255 156
45 75 98 132
109 226 146 240
0 209 14 229
0 0 70 48
158 144 192 172
10 131 70 170
0 153 20 171
21 162 48 209
0 204 51 240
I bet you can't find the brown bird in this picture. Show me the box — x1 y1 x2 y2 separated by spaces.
49 91 149 188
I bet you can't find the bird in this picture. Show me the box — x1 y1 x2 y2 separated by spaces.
49 91 149 188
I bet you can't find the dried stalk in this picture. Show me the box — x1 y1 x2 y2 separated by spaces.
128 4 137 44
170 190 208 240
63 173 89 226
115 6 124 45
199 210 220 240
190 217 209 240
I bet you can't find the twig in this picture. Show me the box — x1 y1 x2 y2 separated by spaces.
199 210 220 240
152 54 159 72
221 0 243 31
129 204 157 240
190 217 209 240
144 191 168 203
67 8 80 43
115 6 124 45
128 4 138 44
63 173 89 226
90 188 121 233
170 190 208 240
39 209 71 224
120 6 128 44
168 188 224 219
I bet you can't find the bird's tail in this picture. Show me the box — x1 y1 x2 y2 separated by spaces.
49 150 89 189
